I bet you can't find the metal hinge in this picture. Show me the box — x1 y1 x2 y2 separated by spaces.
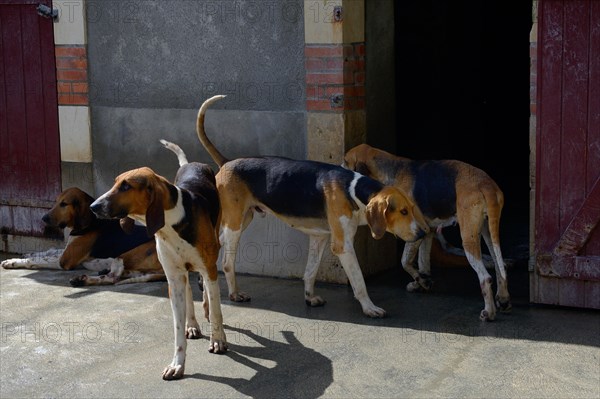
37 4 59 21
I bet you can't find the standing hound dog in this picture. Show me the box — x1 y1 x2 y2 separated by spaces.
90 150 227 380
1 187 164 287
344 144 511 321
194 95 430 318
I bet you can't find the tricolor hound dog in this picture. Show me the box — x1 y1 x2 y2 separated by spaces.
194 95 430 318
1 187 164 287
90 147 227 380
343 144 511 321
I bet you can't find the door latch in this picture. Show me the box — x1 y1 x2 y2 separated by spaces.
37 4 59 21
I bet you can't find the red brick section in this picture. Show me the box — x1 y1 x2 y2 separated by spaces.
305 43 365 112
55 45 89 105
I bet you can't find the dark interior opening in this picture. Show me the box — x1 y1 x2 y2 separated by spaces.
390 0 533 299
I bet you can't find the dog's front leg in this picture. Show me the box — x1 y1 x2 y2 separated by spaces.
336 249 386 317
185 280 202 339
415 235 434 291
331 217 385 317
1 249 64 270
203 272 227 354
402 240 432 292
162 269 188 380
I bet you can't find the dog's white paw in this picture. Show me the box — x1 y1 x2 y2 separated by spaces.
162 364 185 380
1 259 26 269
305 295 326 307
69 275 89 287
229 291 251 302
479 308 496 322
406 281 424 292
362 304 387 318
208 339 228 354
185 324 202 340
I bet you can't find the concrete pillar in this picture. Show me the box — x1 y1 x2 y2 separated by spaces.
303 0 397 281
304 0 366 164
53 0 94 195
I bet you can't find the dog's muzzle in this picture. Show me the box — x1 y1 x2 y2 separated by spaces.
90 199 110 219
415 228 427 241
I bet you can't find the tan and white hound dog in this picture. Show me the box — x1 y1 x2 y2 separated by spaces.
90 154 227 380
194 95 430 318
344 144 511 321
1 187 164 286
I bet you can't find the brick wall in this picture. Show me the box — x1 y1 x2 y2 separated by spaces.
55 45 88 105
305 43 366 112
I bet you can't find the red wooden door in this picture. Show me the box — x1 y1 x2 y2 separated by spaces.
533 0 600 309
0 0 61 238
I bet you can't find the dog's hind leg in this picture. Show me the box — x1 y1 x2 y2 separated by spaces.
69 258 122 286
481 221 511 312
436 231 496 269
458 204 496 321
115 273 166 284
303 234 329 307
219 202 253 302
220 225 251 302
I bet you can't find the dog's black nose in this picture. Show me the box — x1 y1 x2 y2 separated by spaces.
90 202 102 215
42 214 50 224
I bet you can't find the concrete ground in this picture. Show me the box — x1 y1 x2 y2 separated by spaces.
0 253 598 399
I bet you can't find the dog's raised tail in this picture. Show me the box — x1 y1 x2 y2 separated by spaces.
160 139 188 167
196 95 228 168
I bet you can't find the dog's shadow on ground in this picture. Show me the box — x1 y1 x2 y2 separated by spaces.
188 325 333 398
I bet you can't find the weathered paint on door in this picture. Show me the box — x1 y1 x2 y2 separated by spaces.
0 0 61 237
533 0 600 309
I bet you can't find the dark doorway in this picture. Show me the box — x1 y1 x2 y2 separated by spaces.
392 1 533 299
394 0 532 215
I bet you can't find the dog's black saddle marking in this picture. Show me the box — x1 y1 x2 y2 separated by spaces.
410 161 457 219
232 157 377 219
89 220 151 258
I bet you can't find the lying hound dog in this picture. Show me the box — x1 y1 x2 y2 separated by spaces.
194 95 429 318
1 187 164 287
344 144 511 321
90 148 227 380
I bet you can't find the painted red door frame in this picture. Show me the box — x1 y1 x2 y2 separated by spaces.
533 0 600 308
0 0 61 237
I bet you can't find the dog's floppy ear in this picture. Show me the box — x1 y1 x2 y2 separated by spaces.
366 196 387 240
73 194 95 231
355 161 372 177
145 182 165 237
120 217 136 234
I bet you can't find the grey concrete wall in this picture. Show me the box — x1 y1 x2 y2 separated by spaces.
90 107 307 192
86 0 324 280
86 0 305 111
61 162 94 197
